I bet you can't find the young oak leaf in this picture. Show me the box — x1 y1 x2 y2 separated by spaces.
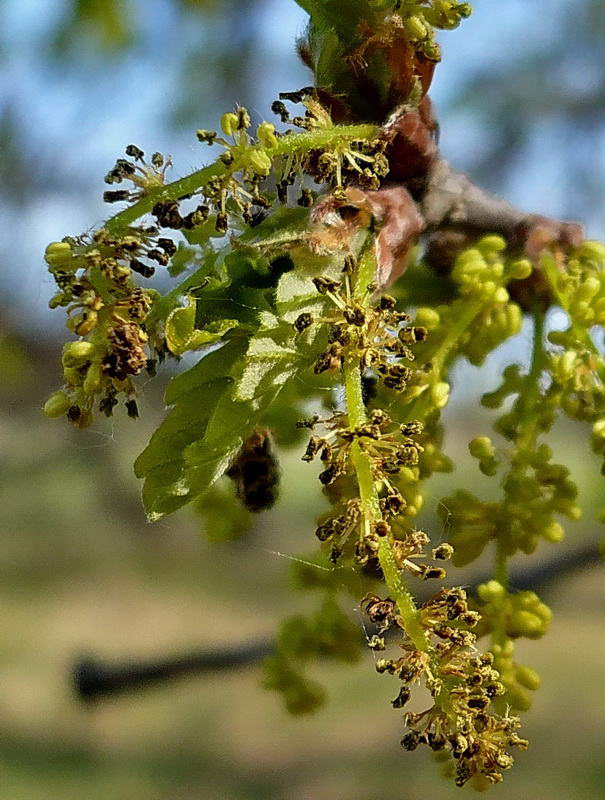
165 295 238 356
234 334 299 404
134 337 249 521
238 207 311 251
275 271 326 322
138 378 235 520
183 272 331 499
137 257 332 521
234 271 330 405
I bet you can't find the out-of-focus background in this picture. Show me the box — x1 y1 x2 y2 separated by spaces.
1 1 605 798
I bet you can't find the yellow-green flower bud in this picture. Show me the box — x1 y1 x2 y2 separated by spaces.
477 235 507 255
509 610 544 638
559 350 577 380
415 307 441 329
493 638 514 659
533 602 552 623
220 112 239 137
595 307 605 326
43 390 71 418
257 121 278 149
576 276 601 302
507 685 532 711
455 249 484 272
578 240 605 262
515 665 541 691
431 381 450 409
493 287 509 304
542 521 564 543
508 259 532 280
488 261 504 280
570 300 594 324
399 467 416 483
469 436 495 460
62 340 95 367
480 280 497 298
83 362 103 395
44 241 73 269
506 303 522 333
517 590 538 608
477 580 505 602
405 15 428 40
248 149 272 176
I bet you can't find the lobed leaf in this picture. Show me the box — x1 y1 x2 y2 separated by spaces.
136 252 331 521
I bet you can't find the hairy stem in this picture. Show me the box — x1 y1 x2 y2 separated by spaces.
345 250 429 652
104 124 378 235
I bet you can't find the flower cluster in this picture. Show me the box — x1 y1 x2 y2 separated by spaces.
442 446 576 567
273 89 390 197
287 250 535 788
262 595 363 714
103 144 172 204
42 107 387 427
301 408 434 568
194 107 278 230
364 586 528 789
543 243 605 482
351 1 473 65
546 240 605 327
477 580 549 712
294 261 425 391
43 224 170 425
430 238 605 725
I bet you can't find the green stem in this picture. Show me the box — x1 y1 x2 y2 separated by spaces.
104 124 378 235
515 309 547 452
430 298 485 375
494 545 509 591
403 296 485 420
492 309 546 647
344 256 429 652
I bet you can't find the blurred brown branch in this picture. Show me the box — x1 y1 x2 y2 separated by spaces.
73 540 601 702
